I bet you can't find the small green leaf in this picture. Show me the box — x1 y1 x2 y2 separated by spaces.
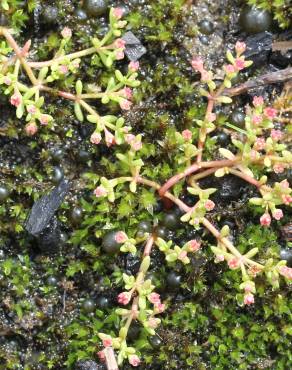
74 102 84 121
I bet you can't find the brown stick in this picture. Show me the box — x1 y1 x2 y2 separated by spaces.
226 67 292 97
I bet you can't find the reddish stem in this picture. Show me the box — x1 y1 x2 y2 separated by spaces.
159 159 237 197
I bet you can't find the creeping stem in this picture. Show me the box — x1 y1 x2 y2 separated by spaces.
128 175 263 268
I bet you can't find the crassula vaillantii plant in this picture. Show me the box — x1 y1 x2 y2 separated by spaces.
1 6 291 368
91 41 291 367
0 7 140 146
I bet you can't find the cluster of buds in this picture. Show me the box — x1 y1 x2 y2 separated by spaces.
180 186 216 226
190 43 252 148
172 130 198 165
0 8 140 144
155 237 201 264
85 62 140 146
250 180 292 227
97 236 166 366
97 332 141 367
223 41 253 88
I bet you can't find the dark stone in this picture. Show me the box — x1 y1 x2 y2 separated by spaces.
166 271 182 290
122 31 147 61
69 206 83 225
47 276 58 286
244 32 273 66
75 360 100 370
84 0 108 17
198 19 214 35
25 179 70 236
231 109 245 127
41 5 58 25
217 175 242 201
0 185 9 202
96 295 110 309
280 248 292 267
270 50 292 69
124 253 140 275
240 6 273 34
74 8 88 23
52 166 64 185
127 321 140 341
37 216 63 253
149 335 162 348
199 35 209 45
82 299 96 313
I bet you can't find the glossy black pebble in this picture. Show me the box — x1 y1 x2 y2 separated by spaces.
240 6 273 34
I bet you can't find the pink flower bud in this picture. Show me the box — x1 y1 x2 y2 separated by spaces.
61 27 72 38
119 99 132 110
4 76 12 85
215 254 225 262
272 209 283 221
129 355 141 367
252 96 264 107
115 50 125 60
273 163 285 174
228 258 240 270
131 140 142 151
182 129 192 141
122 87 133 100
148 292 161 304
128 61 140 72
72 59 80 69
117 291 131 305
187 240 201 252
10 93 21 107
178 250 188 260
244 282 254 293
112 7 124 19
104 129 115 147
278 266 292 280
102 338 112 348
191 57 204 72
200 69 211 82
90 132 102 145
280 179 289 189
260 213 271 227
244 293 254 305
114 38 126 49
27 105 37 114
282 194 292 205
234 58 245 71
264 107 277 119
39 114 50 125
154 302 165 313
270 129 283 141
25 122 38 136
254 137 265 151
148 317 160 329
225 64 236 74
59 65 68 74
205 199 215 211
252 114 263 125
235 41 246 55
125 134 135 144
115 231 127 244
94 186 107 197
